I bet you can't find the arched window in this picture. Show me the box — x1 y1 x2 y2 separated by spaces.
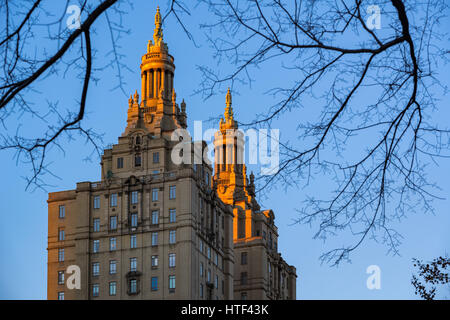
135 136 141 145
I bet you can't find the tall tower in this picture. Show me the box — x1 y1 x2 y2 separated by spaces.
213 89 248 206
125 6 186 138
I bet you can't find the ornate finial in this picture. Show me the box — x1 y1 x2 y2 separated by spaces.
250 171 255 184
134 90 139 103
181 99 186 113
225 88 234 121
128 94 134 107
153 6 163 45
226 87 232 107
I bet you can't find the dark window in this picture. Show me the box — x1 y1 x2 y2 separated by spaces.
241 272 248 285
117 157 124 169
153 152 159 163
241 252 248 265
135 154 141 167
58 271 64 285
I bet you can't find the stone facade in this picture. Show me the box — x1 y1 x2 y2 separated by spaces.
47 7 296 300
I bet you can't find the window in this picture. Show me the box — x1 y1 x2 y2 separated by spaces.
131 191 138 204
152 188 158 201
92 284 99 297
169 275 176 290
153 152 159 163
117 157 123 169
130 235 137 249
109 216 117 230
151 255 158 268
151 210 159 225
205 172 210 186
169 186 176 199
263 230 266 239
58 292 64 300
215 275 218 289
130 258 137 272
92 262 100 277
199 240 203 253
151 232 158 246
241 292 248 300
269 232 273 249
241 272 248 285
207 246 211 259
93 218 100 232
169 230 176 244
58 228 65 241
169 253 176 268
129 279 137 294
200 262 204 277
241 252 248 265
93 240 100 253
200 284 203 298
58 248 64 262
135 154 141 167
109 260 117 274
110 193 117 207
109 282 117 296
109 237 116 251
151 277 158 291
58 271 64 285
59 205 65 218
130 213 138 227
207 269 211 282
169 209 176 223
93 196 100 209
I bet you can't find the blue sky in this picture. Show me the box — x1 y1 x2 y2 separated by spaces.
0 1 449 299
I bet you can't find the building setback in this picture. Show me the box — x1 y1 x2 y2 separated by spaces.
47 7 296 300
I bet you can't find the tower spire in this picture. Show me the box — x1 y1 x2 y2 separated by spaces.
225 88 234 122
153 6 163 46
